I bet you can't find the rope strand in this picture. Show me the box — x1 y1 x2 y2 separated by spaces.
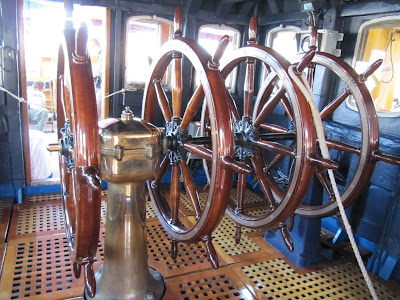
289 65 379 300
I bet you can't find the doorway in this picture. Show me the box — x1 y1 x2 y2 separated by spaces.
22 0 108 185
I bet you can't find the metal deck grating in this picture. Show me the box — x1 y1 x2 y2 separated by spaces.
0 198 13 242
146 219 225 278
164 266 256 299
231 258 399 299
25 193 62 203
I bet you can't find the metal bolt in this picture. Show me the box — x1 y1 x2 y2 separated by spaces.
145 292 155 300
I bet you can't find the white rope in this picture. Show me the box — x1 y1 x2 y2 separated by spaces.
288 65 379 300
102 88 137 99
0 86 26 103
0 86 56 110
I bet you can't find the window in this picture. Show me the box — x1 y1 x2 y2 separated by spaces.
197 25 240 91
266 26 300 63
125 16 172 87
351 17 400 115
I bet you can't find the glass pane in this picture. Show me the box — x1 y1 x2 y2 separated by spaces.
198 26 240 89
352 23 400 113
270 30 299 63
125 19 171 86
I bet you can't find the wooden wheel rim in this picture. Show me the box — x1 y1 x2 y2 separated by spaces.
220 46 316 227
295 52 379 218
142 38 235 242
56 25 102 263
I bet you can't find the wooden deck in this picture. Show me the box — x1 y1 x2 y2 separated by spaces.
0 192 399 299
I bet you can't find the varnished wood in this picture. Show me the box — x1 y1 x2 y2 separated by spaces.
180 160 201 219
372 150 400 165
280 95 295 120
295 52 379 218
217 19 316 234
320 88 351 120
180 86 204 130
259 123 287 133
153 78 172 122
204 236 219 269
254 140 295 158
278 223 294 252
222 156 252 174
142 17 236 245
170 165 180 224
253 86 285 128
56 18 102 297
153 156 170 187
250 155 276 209
234 224 242 244
307 153 339 170
236 171 246 213
172 54 182 118
183 143 212 160
243 57 255 118
359 59 382 83
294 50 315 75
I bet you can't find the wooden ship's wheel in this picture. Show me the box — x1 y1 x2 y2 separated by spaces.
293 26 400 218
142 8 244 267
203 18 329 251
56 2 101 297
293 52 380 218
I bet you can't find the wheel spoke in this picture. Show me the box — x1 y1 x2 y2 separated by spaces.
263 153 285 173
253 72 277 118
170 165 180 224
181 86 204 130
259 123 287 133
253 86 285 128
153 156 170 186
320 89 351 120
172 52 182 118
324 138 360 155
314 166 335 202
280 95 294 120
236 171 247 213
251 155 276 208
153 78 172 122
254 140 295 158
183 142 212 161
244 57 255 118
179 160 201 219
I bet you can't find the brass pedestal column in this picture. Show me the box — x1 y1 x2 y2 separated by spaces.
90 107 165 299
92 182 165 300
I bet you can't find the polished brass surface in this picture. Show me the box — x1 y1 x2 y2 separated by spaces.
93 109 165 299
99 107 162 182
92 183 165 300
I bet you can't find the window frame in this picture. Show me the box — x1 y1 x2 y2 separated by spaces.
263 25 301 84
124 15 173 89
197 24 241 93
350 16 400 117
266 25 301 51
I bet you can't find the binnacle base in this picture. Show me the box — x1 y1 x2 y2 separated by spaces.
87 182 165 300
